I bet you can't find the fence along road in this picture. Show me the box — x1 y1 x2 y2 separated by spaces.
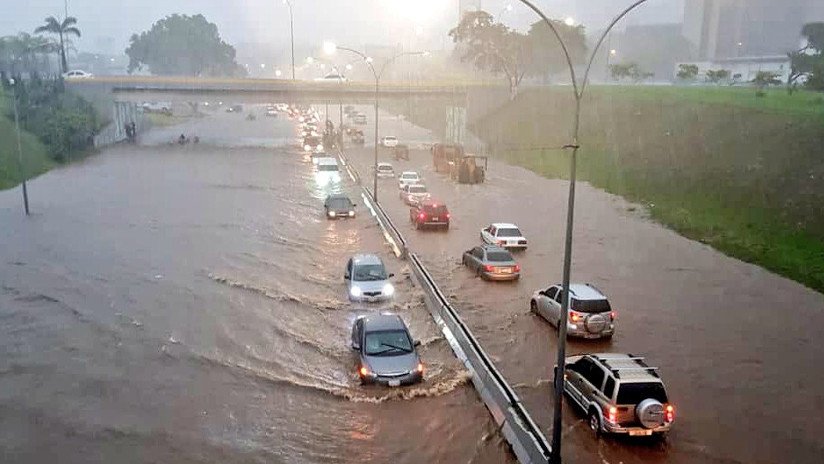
337 149 552 464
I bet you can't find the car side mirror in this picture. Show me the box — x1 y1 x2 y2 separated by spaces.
413 340 421 347
344 272 350 280
388 273 395 278
351 341 360 350
352 204 357 207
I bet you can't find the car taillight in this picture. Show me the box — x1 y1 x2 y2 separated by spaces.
513 264 521 272
446 213 451 219
665 405 675 423
569 311 583 322
484 264 494 272
606 406 617 423
418 213 426 220
610 311 617 320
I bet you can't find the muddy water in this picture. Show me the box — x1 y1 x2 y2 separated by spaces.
0 108 512 463
344 106 824 464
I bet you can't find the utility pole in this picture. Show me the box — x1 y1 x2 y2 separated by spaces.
10 79 30 216
283 0 295 80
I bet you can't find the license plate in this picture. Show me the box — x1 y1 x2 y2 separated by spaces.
629 430 653 436
432 217 439 221
388 380 401 387
500 268 511 274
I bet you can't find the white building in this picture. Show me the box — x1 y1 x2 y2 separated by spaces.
675 55 791 83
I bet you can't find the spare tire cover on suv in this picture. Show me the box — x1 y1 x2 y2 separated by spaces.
636 398 665 429
584 314 608 333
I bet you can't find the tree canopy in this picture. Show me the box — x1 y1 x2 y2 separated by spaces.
524 19 587 80
789 22 824 90
34 16 80 74
125 14 241 77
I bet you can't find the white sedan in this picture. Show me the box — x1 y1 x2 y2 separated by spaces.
480 223 528 250
397 171 421 189
399 183 430 206
381 136 399 148
62 69 93 79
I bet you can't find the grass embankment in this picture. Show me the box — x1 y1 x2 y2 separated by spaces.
399 85 824 292
0 90 54 190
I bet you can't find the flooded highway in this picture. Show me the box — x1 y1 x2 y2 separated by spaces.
0 108 513 463
343 106 824 464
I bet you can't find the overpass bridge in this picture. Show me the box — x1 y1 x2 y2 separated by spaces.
67 76 469 105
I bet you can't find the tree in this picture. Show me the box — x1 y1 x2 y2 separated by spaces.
609 62 652 83
125 14 241 77
676 63 699 81
524 19 587 82
34 16 80 74
449 10 529 99
705 69 730 84
789 22 824 91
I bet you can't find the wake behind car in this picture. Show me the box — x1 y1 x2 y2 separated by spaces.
530 283 616 339
324 194 356 219
410 200 450 230
345 254 395 302
399 183 430 206
462 244 520 281
559 353 675 438
351 313 423 386
480 223 528 250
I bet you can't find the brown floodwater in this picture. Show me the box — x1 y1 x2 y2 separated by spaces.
0 108 513 464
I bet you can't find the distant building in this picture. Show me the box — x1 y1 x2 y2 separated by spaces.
675 55 791 83
608 23 693 82
683 0 823 60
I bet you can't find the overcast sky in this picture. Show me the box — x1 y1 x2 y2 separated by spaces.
4 0 684 54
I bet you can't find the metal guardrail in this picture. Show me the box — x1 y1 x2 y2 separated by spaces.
340 147 551 464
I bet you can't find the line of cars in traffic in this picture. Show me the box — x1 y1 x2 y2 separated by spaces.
373 148 676 439
287 105 426 388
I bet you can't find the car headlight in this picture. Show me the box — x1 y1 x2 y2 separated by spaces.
304 144 311 151
348 211 354 217
382 283 395 296
318 144 324 151
350 286 362 297
328 211 336 217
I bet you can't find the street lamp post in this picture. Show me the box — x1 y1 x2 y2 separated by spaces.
9 79 30 216
329 45 426 203
514 1 649 462
282 0 295 80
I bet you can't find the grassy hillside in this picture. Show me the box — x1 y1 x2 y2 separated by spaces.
394 85 824 292
0 90 54 190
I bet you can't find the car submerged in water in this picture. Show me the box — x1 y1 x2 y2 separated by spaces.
351 313 423 386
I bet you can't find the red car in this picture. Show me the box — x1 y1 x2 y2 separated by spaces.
410 200 450 230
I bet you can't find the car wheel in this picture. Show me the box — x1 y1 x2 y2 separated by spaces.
588 410 602 437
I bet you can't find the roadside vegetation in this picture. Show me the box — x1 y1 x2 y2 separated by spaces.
394 85 824 293
0 88 54 189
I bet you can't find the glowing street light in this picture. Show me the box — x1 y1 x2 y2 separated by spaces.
345 63 353 71
275 69 283 77
564 16 576 26
322 40 337 56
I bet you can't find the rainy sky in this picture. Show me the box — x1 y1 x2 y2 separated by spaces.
5 0 683 54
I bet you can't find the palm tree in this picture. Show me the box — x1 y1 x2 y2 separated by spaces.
34 16 80 74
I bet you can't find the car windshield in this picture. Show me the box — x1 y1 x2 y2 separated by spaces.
616 382 669 404
486 251 513 262
317 164 338 172
378 165 393 171
572 298 612 314
409 185 427 193
363 330 413 356
353 264 387 281
497 228 522 237
328 198 351 209
402 173 418 179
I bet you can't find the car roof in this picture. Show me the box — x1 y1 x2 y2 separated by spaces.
587 353 663 383
360 313 405 332
479 244 509 253
384 135 397 139
400 171 419 176
317 158 338 165
492 223 519 229
377 162 393 167
555 283 607 300
352 254 383 266
326 193 351 201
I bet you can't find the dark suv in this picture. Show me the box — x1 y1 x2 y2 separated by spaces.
409 200 450 230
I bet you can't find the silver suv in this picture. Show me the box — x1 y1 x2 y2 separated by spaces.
530 283 615 338
559 353 675 438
